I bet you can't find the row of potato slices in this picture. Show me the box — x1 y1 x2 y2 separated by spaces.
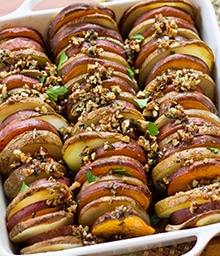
121 0 220 231
49 3 157 239
0 27 88 254
48 3 140 123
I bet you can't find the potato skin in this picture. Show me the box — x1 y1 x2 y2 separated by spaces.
0 130 63 177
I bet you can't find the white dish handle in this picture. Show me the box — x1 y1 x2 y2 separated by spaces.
182 223 220 256
11 0 42 14
0 0 103 19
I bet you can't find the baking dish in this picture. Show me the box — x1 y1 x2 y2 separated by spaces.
0 0 220 255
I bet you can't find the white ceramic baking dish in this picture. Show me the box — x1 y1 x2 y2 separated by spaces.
0 0 220 255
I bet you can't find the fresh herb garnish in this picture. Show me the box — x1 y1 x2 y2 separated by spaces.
112 169 131 176
126 67 135 78
147 121 159 136
20 182 30 192
150 212 160 226
170 50 176 55
85 169 98 183
39 76 46 83
131 33 145 41
134 98 148 109
57 51 68 71
164 113 178 119
46 85 68 101
207 146 219 154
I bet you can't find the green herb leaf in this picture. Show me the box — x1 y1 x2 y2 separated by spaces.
20 182 30 192
126 67 134 78
134 98 148 109
39 76 46 83
46 85 68 101
131 33 145 41
147 121 159 136
112 169 131 176
150 212 160 226
207 146 219 154
57 51 68 71
86 169 98 183
170 50 176 55
164 113 178 119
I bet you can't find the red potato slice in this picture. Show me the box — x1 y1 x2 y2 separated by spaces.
129 16 198 40
0 26 45 46
48 3 116 39
158 121 220 146
60 56 128 84
155 109 220 130
71 105 145 135
25 224 80 245
1 74 40 91
9 211 74 243
0 110 40 130
78 195 146 227
4 161 66 200
59 51 129 72
142 54 211 88
66 95 137 124
155 182 220 218
7 201 59 232
0 118 59 152
0 111 69 134
101 76 137 95
141 27 200 48
0 49 50 70
76 180 152 212
0 37 45 52
56 12 118 33
62 131 129 172
152 147 220 192
0 130 63 177
119 0 197 38
94 141 147 164
51 23 123 57
74 155 147 185
132 6 195 27
159 134 220 161
138 40 214 87
169 203 220 226
0 98 55 124
167 209 220 231
20 235 83 254
59 37 126 63
6 182 73 221
63 67 139 93
143 69 216 102
157 91 218 117
80 174 148 193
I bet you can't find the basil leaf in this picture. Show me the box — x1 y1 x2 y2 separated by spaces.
148 121 159 136
20 182 30 192
164 113 178 119
46 85 68 101
126 67 135 78
131 33 144 40
112 169 131 176
134 98 148 109
207 146 219 154
57 51 68 71
150 212 160 226
39 76 46 83
86 169 98 183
